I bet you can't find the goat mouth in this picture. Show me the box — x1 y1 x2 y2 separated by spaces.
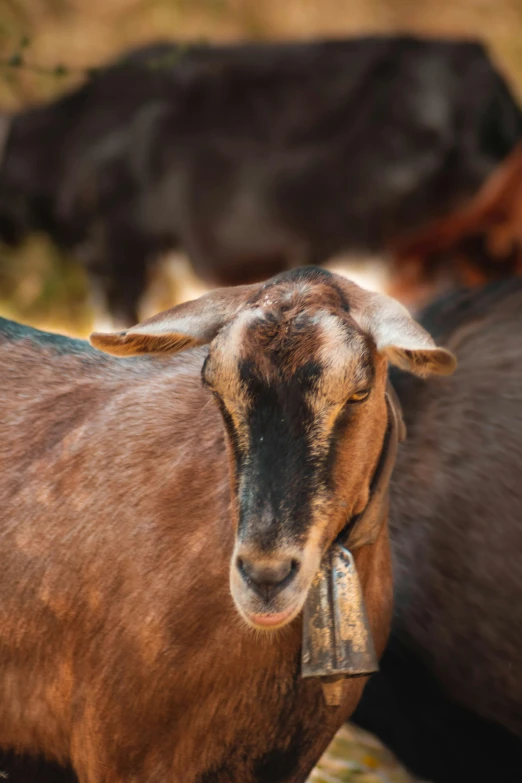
245 608 297 629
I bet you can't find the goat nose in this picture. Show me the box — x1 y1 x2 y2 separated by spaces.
236 556 299 600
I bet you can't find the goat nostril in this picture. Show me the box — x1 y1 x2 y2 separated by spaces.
236 556 247 581
236 556 300 599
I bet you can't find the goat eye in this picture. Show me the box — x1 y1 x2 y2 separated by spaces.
346 389 371 404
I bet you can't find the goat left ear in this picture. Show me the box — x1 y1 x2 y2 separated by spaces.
348 286 457 377
90 283 260 357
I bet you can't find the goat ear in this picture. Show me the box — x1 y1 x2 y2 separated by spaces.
90 283 260 357
347 285 457 377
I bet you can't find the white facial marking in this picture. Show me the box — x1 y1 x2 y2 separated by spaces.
316 312 354 369
224 308 265 356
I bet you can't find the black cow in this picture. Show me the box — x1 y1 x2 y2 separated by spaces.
1 36 522 325
353 278 522 783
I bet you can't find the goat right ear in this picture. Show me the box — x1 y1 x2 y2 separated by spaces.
343 283 457 377
90 283 260 357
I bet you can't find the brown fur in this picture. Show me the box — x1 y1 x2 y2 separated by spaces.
389 140 522 308
0 269 453 782
352 279 522 783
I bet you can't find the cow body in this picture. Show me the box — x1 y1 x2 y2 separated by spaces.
1 36 521 324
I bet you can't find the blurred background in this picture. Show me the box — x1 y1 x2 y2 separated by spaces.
1 0 522 336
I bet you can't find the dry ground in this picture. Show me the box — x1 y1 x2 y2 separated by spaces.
310 724 417 783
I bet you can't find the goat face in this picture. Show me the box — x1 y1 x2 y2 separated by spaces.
201 286 390 629
91 267 455 630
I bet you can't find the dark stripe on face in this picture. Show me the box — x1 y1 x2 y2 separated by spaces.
319 344 376 490
214 397 244 491
319 403 357 492
235 359 325 551
331 281 351 313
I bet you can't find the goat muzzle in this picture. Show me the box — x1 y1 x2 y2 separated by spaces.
301 384 405 706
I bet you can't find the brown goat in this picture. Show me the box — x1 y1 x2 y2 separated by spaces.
0 267 454 782
389 140 522 307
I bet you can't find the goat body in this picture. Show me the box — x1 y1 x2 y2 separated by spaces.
353 279 522 782
0 322 379 781
1 266 455 782
1 36 521 324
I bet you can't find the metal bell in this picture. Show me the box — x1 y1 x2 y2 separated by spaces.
301 544 379 706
